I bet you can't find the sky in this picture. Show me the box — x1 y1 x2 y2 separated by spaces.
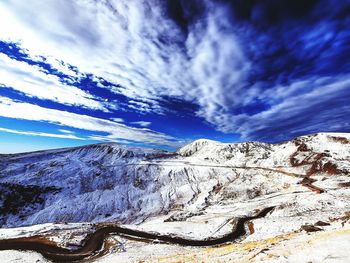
0 0 349 153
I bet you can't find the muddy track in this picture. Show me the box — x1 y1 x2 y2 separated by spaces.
0 207 274 262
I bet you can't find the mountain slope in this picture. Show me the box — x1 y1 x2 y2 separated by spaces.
0 143 175 227
0 133 349 239
0 133 350 262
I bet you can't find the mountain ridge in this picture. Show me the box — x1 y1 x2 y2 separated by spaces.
0 132 349 228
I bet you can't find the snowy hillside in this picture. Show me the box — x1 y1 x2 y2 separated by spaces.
0 133 349 262
0 143 175 227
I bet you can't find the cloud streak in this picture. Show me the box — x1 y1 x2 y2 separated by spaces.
0 127 86 140
131 121 152 127
0 97 181 147
0 53 107 111
230 77 350 141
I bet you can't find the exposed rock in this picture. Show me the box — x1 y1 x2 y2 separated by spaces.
301 225 323 232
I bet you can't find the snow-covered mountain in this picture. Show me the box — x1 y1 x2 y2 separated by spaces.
0 133 350 262
178 133 350 174
0 143 175 227
0 133 349 229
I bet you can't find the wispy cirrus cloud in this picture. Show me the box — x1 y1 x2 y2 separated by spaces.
0 0 349 144
0 96 182 147
0 53 108 111
214 76 350 141
131 121 152 127
0 127 86 140
0 0 247 115
58 129 76 135
110 118 124 123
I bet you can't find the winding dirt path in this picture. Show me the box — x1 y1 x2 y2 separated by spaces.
0 207 274 262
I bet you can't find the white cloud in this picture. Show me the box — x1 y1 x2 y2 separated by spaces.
218 77 350 140
131 121 151 127
0 53 107 111
0 0 249 122
110 117 124 123
0 96 181 147
1 0 344 142
43 56 82 79
58 129 75 134
0 127 85 140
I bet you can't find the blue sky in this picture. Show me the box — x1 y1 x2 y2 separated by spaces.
0 0 349 153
